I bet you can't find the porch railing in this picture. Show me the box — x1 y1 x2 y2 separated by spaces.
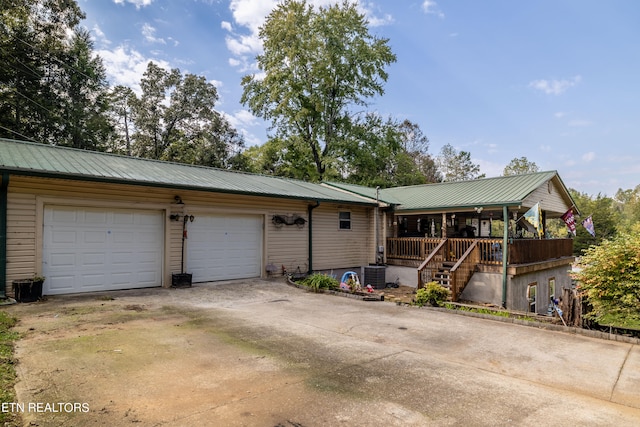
388 237 573 266
449 241 480 301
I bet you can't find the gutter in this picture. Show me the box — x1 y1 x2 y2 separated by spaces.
307 201 320 275
0 172 9 299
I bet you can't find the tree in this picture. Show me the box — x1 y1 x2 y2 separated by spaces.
56 27 113 150
503 157 540 176
127 62 244 167
396 120 441 184
569 189 619 255
109 85 136 155
243 137 317 180
574 222 640 326
241 0 396 181
436 143 484 182
614 185 640 232
0 0 85 143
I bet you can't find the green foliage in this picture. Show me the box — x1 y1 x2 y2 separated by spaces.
414 282 450 307
569 189 619 255
241 0 396 181
574 223 640 324
502 157 540 176
301 273 339 292
436 144 485 182
0 311 19 424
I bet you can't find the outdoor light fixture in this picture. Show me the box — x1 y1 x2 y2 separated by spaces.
170 214 181 221
174 195 184 205
475 207 484 213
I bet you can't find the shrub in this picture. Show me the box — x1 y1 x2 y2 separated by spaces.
574 222 640 324
301 273 339 292
415 281 450 307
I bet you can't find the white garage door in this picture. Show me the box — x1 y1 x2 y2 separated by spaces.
42 206 164 295
186 214 262 283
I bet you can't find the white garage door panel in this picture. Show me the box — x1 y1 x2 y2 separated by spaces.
43 207 164 295
187 214 262 283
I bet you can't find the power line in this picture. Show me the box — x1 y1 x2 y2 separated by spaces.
0 124 39 143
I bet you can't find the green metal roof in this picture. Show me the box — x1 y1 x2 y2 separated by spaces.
381 171 561 211
0 138 376 205
326 171 568 212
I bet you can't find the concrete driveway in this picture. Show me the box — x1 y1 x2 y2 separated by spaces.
5 279 640 426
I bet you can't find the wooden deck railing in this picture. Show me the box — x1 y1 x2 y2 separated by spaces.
386 237 443 261
388 237 573 266
449 241 480 301
417 239 448 288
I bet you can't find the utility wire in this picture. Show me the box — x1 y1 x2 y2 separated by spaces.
0 124 39 143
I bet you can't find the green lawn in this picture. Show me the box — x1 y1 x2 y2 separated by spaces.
0 310 19 425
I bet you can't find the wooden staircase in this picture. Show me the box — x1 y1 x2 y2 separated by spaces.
432 261 455 289
418 240 480 301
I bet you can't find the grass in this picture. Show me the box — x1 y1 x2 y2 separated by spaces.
596 313 640 331
0 310 19 425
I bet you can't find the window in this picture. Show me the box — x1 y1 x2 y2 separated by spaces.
548 278 556 301
339 211 351 230
527 283 537 313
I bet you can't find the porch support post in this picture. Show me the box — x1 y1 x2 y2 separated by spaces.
501 205 509 308
441 212 446 238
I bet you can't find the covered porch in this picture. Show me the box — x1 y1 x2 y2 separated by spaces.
385 236 574 301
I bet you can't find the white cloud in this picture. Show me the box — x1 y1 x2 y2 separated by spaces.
221 21 233 32
554 111 567 118
529 75 581 95
582 152 595 162
113 0 154 9
97 45 171 95
422 0 445 18
142 23 166 44
540 145 552 152
568 119 592 127
91 24 110 46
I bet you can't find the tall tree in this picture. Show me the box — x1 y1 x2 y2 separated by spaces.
397 119 441 184
128 61 244 167
503 157 540 176
241 0 396 181
436 143 484 182
614 185 640 232
56 27 113 150
108 85 136 155
0 0 85 143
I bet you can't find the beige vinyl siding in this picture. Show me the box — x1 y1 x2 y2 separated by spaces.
266 206 308 275
522 178 572 216
5 175 375 293
7 192 37 280
312 205 373 270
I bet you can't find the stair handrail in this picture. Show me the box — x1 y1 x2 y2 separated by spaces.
450 240 479 272
449 239 480 301
417 238 448 288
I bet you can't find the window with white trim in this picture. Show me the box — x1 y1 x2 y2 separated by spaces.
339 211 351 230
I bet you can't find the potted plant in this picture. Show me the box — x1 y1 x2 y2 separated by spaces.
12 275 45 303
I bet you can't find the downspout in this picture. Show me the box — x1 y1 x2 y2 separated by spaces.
374 186 379 264
0 172 9 299
307 201 320 275
501 205 509 308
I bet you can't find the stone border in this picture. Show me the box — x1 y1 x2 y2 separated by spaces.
286 277 384 301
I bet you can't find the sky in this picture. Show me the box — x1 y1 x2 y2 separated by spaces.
79 0 640 197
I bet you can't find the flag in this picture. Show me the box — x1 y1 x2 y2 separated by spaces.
582 215 596 237
561 208 577 236
523 202 543 237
